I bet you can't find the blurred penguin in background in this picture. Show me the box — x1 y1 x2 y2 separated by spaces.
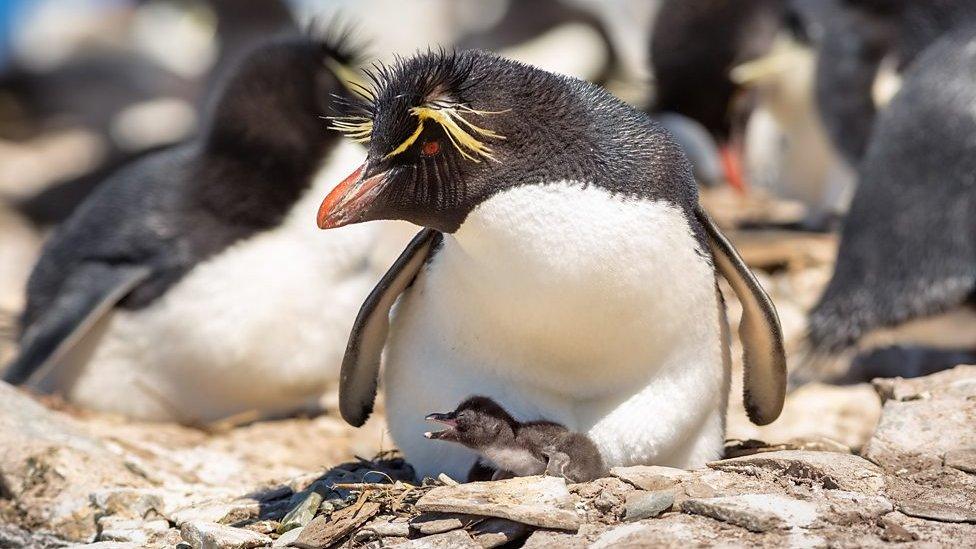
2 0 296 227
2 31 384 424
803 16 976 384
648 0 785 192
813 0 976 166
730 2 856 229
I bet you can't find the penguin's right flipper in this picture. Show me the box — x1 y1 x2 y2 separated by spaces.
3 264 151 385
339 229 442 427
695 207 787 426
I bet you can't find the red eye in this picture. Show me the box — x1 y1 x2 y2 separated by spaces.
422 140 441 156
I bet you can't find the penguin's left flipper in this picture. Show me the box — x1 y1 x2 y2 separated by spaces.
696 207 787 425
2 264 151 385
339 228 442 427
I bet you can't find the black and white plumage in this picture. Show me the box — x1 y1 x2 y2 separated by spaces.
807 23 976 362
317 49 786 480
3 33 381 422
425 395 606 483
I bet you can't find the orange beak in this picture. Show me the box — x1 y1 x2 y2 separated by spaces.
317 163 390 229
719 144 748 193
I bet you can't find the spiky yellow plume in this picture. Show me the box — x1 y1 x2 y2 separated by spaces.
383 104 507 162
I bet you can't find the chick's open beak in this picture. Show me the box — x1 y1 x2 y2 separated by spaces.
424 412 458 440
317 162 391 229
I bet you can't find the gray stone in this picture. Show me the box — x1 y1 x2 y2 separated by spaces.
180 521 271 549
945 449 976 474
709 450 886 493
389 529 480 548
623 490 674 521
610 465 692 491
415 475 581 530
680 494 818 533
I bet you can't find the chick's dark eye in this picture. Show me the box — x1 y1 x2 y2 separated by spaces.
421 140 441 156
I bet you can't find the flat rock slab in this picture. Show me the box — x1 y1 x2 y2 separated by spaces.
680 494 818 533
180 521 271 549
709 450 886 493
898 502 976 523
415 476 581 531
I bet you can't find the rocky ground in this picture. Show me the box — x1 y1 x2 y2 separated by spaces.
0 366 974 548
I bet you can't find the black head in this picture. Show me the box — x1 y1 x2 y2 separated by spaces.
424 396 517 448
203 27 363 172
317 49 693 233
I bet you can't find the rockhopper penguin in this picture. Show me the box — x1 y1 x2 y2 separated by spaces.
2 32 382 423
318 50 787 481
425 395 607 483
804 22 976 379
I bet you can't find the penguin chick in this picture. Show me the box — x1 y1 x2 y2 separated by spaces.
424 396 606 483
2 31 379 422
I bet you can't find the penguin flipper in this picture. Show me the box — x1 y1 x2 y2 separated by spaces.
339 228 442 427
3 264 151 385
695 207 786 425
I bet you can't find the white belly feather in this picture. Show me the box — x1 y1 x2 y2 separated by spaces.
48 140 399 422
384 182 730 480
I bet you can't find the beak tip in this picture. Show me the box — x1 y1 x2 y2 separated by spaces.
424 431 433 439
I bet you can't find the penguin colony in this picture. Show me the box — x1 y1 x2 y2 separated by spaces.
5 0 974 482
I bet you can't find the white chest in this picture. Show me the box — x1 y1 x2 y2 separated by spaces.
399 182 719 394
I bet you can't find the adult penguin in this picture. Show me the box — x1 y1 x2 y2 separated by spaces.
317 50 787 480
3 32 381 423
805 23 976 382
